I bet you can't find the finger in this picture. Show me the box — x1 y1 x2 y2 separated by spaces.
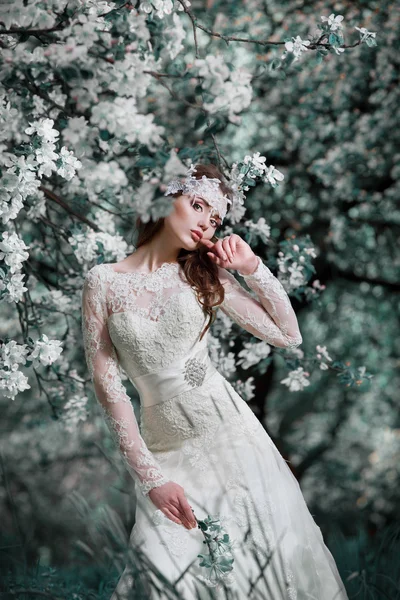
214 239 228 262
198 237 213 247
167 505 185 521
179 497 197 527
162 508 183 526
207 252 223 266
222 238 234 262
168 498 193 528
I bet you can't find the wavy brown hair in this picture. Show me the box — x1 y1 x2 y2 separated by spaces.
134 163 234 340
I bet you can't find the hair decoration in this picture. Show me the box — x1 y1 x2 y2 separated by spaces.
164 163 232 221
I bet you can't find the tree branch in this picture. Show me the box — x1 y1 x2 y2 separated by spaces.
176 1 361 51
40 186 100 232
0 23 65 36
144 70 204 110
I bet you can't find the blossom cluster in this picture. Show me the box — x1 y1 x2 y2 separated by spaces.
283 13 377 62
194 55 253 123
0 336 63 400
225 152 284 223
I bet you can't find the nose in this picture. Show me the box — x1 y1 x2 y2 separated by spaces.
198 217 212 231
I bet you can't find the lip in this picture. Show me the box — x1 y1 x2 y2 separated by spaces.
190 229 203 241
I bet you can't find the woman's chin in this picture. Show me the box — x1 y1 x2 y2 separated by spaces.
179 239 197 251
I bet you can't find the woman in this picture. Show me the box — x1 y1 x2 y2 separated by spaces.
81 163 348 599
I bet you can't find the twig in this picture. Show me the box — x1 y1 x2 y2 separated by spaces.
176 1 361 52
5 590 65 599
145 70 204 110
39 186 100 231
0 24 65 36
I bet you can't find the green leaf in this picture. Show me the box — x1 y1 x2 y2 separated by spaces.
274 69 287 80
194 113 207 130
269 58 282 71
329 33 337 46
134 157 156 168
99 129 110 141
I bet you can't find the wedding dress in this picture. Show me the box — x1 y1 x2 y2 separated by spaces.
81 254 348 600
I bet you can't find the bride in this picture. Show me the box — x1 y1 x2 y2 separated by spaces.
81 163 348 599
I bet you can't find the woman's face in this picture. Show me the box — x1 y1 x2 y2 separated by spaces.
163 194 222 250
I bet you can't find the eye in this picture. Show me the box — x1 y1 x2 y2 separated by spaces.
192 201 202 212
192 201 219 229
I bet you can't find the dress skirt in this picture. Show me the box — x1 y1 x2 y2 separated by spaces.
110 368 348 600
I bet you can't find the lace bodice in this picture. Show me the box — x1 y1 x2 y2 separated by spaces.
81 254 302 496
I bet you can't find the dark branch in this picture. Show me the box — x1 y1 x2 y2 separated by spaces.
176 1 361 51
40 186 100 232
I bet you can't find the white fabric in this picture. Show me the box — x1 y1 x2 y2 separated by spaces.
81 255 348 600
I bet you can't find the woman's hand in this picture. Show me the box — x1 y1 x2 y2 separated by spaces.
199 233 258 275
148 481 197 530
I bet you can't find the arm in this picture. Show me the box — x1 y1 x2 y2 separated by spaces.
217 255 303 349
81 265 170 496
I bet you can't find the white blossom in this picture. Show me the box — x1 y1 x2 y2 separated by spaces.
243 152 267 173
25 118 59 143
316 345 333 370
244 217 271 241
164 13 186 60
284 36 311 61
62 116 91 146
0 368 31 400
57 147 82 180
139 0 174 18
80 160 128 199
321 13 344 31
287 262 306 289
263 165 284 187
312 279 326 291
35 140 58 177
1 340 29 370
4 272 28 303
234 377 256 402
69 230 130 265
45 36 89 67
90 97 165 151
333 46 345 56
304 247 317 258
29 334 63 367
280 367 310 392
139 0 191 19
194 56 253 122
0 231 30 273
237 341 271 369
62 394 89 432
355 26 377 43
26 192 47 223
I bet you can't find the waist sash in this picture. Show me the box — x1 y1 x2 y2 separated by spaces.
132 346 218 408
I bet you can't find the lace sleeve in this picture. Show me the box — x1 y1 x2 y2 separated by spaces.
217 255 303 349
81 265 170 496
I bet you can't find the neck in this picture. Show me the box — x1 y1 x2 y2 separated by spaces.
128 230 182 272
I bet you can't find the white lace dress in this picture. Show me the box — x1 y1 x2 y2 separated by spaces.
81 255 348 600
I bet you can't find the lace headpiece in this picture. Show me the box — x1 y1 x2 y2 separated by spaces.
164 163 232 221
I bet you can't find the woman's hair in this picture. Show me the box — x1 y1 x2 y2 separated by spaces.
134 163 234 340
